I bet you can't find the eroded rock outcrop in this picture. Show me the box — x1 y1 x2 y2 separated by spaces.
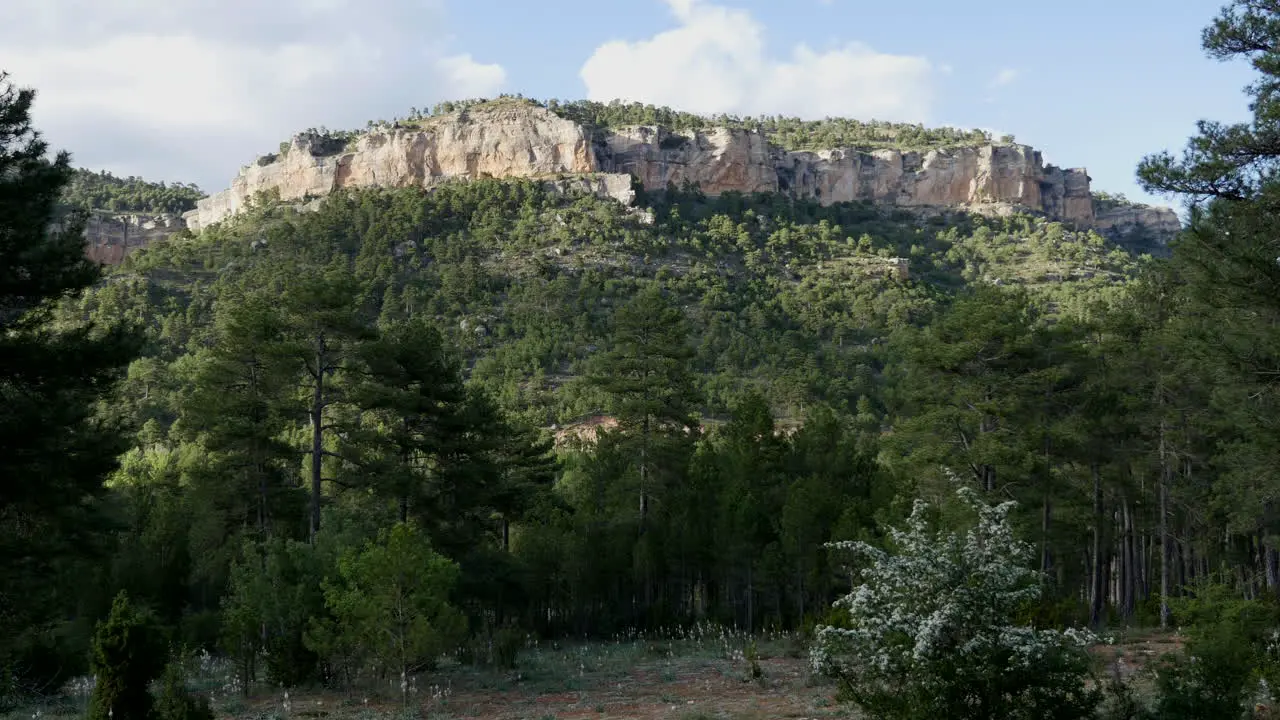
82 211 185 265
1093 204 1182 241
180 102 1177 244
187 104 612 231
601 125 779 196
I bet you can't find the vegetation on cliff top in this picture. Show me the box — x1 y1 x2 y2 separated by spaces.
546 98 1016 152
285 94 1016 156
1091 190 1145 213
61 168 205 215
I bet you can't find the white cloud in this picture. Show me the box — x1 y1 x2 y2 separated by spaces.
989 68 1019 88
3 0 505 191
579 0 934 122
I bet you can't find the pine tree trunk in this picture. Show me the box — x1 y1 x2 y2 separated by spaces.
980 388 996 492
1041 494 1052 581
309 345 325 541
1159 419 1171 629
1264 538 1278 595
1090 463 1105 627
1121 497 1135 619
257 464 268 535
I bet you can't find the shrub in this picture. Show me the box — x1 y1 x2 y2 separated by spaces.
1097 672 1153 720
87 591 166 720
491 627 524 669
1150 627 1255 719
810 486 1099 720
153 661 214 720
306 523 464 700
222 538 326 689
1144 579 1280 718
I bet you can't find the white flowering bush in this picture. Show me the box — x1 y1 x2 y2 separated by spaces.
811 486 1100 720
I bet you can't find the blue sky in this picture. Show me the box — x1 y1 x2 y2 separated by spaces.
6 0 1256 209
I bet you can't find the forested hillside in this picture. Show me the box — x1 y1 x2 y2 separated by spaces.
10 149 1161 686
8 2 1280 717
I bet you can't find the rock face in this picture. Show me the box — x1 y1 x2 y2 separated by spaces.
600 127 1094 223
1093 203 1182 241
601 126 779 197
82 211 185 265
174 102 1176 244
187 104 607 231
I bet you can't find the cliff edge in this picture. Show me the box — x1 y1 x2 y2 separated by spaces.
182 102 1178 242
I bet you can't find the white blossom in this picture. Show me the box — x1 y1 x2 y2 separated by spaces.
811 483 1098 718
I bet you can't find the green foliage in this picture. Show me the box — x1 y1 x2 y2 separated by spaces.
0 71 142 686
221 538 325 689
88 592 166 720
1150 628 1256 720
307 523 464 693
61 168 204 214
546 99 998 151
1091 191 1134 213
1097 672 1154 720
58 169 1150 638
490 626 525 669
152 661 214 720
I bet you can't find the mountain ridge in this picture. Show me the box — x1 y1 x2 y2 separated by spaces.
182 99 1180 244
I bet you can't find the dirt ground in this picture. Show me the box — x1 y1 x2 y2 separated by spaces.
1089 630 1185 680
6 632 1191 720
236 645 847 720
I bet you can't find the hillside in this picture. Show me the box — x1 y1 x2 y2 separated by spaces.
87 178 1143 427
46 169 1169 655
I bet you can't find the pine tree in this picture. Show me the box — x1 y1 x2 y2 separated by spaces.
1138 0 1280 601
0 72 141 669
587 286 699 525
353 317 467 524
86 592 165 720
178 291 302 538
281 260 375 540
309 523 463 702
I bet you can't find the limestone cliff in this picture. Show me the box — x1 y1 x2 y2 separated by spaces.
187 104 604 231
81 211 186 265
1093 203 1182 240
180 102 1175 243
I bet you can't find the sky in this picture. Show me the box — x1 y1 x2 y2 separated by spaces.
3 0 1258 210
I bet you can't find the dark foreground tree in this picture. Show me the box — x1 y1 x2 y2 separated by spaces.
1139 1 1280 595
0 72 140 687
86 592 165 720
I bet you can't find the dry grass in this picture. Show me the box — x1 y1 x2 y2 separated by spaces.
5 631 1194 720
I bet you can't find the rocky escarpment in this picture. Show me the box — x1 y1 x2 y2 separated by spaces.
187 104 602 231
181 102 1177 243
80 211 185 265
1093 203 1183 242
605 125 1097 225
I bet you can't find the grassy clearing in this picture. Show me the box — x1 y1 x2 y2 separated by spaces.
3 628 849 720
4 629 1190 720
